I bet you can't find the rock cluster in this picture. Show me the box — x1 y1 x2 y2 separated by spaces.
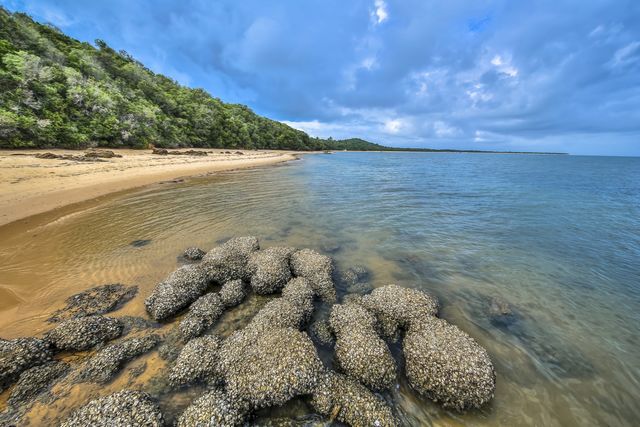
7 361 69 407
310 371 397 427
169 335 223 387
77 335 160 383
60 390 164 427
290 249 336 302
84 149 122 158
45 315 123 351
329 303 396 390
177 389 249 427
0 338 52 392
145 265 209 321
48 283 138 323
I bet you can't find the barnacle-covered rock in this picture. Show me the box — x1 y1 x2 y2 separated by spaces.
144 265 209 321
201 236 259 283
289 249 336 302
179 293 224 340
45 315 123 351
0 338 52 392
218 279 247 308
219 327 323 409
281 277 314 307
182 247 205 261
77 335 160 383
7 361 68 407
248 247 295 294
329 304 396 390
177 389 249 427
249 298 312 331
60 390 164 427
169 335 222 387
310 371 397 427
308 320 334 347
362 284 439 341
48 284 138 323
403 318 496 410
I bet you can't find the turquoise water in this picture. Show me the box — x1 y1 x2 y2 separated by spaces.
1 152 638 425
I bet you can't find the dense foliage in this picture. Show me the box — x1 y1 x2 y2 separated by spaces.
0 8 386 151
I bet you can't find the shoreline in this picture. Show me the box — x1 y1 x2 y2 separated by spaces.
0 148 299 228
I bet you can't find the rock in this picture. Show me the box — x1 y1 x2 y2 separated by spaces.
177 389 249 427
45 315 123 351
179 293 225 340
144 265 209 321
289 249 336 302
7 361 69 407
130 239 152 247
219 327 323 409
308 320 334 347
201 236 260 284
34 152 106 162
329 304 396 390
0 338 52 392
77 335 160 383
152 148 168 155
157 328 183 362
488 297 517 326
169 335 222 387
182 247 205 261
120 316 158 335
362 284 439 341
281 277 315 307
403 318 496 410
247 247 295 294
218 279 247 308
310 371 397 427
60 390 164 427
48 284 138 323
84 149 122 158
249 298 312 332
340 266 370 287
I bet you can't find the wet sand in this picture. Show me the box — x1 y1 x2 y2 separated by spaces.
0 148 298 227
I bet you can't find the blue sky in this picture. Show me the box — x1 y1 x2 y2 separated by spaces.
3 0 640 155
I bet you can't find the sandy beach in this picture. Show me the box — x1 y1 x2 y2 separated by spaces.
0 148 298 227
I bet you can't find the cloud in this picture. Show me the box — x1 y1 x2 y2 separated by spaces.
4 0 640 155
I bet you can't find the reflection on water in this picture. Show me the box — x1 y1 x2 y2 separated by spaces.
1 153 639 426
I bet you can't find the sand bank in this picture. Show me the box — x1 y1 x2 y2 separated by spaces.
0 148 298 227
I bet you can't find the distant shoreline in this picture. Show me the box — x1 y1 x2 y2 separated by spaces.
0 148 299 228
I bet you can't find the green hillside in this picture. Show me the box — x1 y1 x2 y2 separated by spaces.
0 8 385 151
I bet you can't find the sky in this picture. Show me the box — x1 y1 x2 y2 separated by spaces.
3 0 640 155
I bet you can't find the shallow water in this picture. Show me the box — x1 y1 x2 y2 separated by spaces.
1 152 639 426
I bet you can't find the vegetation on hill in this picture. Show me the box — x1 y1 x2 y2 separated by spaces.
0 8 384 151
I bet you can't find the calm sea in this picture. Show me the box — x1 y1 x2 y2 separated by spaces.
0 152 638 425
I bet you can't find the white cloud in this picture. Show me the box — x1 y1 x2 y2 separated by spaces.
384 119 403 134
433 121 461 138
372 0 388 25
491 54 518 77
610 41 640 67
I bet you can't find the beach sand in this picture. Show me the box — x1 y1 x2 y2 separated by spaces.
0 148 298 227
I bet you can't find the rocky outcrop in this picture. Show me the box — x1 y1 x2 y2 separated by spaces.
45 315 123 351
289 249 336 302
144 265 209 321
0 338 53 392
48 284 137 323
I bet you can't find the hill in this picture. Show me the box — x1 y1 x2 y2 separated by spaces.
0 8 385 151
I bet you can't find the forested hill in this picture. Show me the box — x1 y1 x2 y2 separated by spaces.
0 8 384 151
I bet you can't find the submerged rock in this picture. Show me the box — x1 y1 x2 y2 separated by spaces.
247 246 295 294
45 315 123 351
169 335 222 387
177 389 249 427
48 283 138 323
7 361 69 407
340 265 370 287
308 319 334 347
218 279 247 308
0 338 53 392
182 247 206 261
310 371 397 427
403 318 496 411
179 293 224 340
77 335 160 383
144 265 209 321
290 249 336 302
488 296 517 326
220 327 323 410
201 236 259 283
362 284 439 341
329 303 396 390
60 390 164 427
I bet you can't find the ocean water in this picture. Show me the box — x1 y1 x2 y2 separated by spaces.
0 152 638 426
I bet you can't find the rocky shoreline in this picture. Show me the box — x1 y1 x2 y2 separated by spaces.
0 237 496 426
